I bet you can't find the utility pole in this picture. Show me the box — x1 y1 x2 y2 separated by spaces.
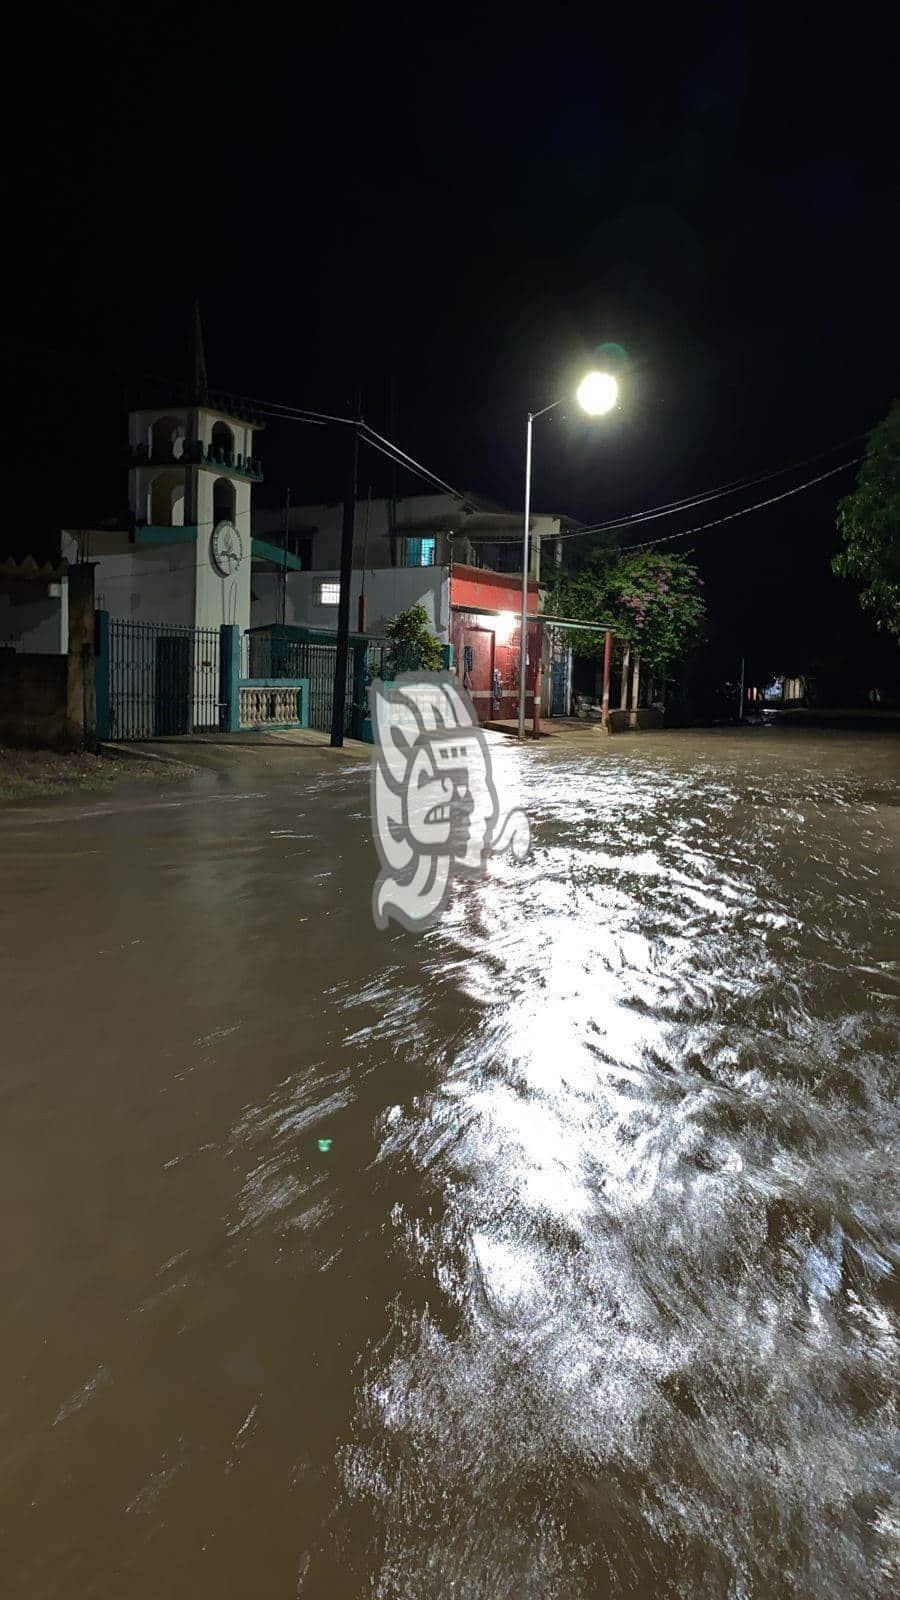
358 483 372 635
737 656 745 723
279 486 291 628
329 409 360 747
387 377 399 568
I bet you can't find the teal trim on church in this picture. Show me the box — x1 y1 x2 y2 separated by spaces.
131 528 302 570
250 538 303 571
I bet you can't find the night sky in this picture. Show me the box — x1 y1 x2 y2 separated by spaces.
9 3 899 690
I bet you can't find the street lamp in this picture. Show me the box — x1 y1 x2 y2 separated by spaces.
517 370 618 739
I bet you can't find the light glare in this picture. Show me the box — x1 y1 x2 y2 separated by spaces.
577 371 618 416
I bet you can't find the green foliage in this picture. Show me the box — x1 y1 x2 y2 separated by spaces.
552 570 614 660
553 551 705 673
603 552 706 674
550 542 620 660
383 603 443 674
833 402 900 636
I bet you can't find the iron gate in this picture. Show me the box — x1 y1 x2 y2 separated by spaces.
244 633 367 734
108 620 221 739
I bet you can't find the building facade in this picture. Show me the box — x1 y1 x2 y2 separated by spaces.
251 491 570 722
250 492 566 638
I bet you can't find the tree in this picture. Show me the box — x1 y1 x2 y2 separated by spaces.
383 603 442 674
553 550 705 675
833 401 900 637
552 569 615 660
603 552 706 675
549 539 620 660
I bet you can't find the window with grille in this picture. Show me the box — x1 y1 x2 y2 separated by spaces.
404 536 437 567
317 580 341 605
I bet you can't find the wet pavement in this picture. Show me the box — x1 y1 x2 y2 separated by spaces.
1 726 898 1598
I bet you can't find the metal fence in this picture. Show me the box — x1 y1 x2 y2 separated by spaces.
108 619 221 739
244 631 384 734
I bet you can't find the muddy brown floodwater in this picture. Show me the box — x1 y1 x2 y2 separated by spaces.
0 727 898 1598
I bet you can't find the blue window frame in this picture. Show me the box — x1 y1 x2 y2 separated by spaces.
405 536 436 567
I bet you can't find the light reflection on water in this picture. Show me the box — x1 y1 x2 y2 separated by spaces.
330 745 898 1597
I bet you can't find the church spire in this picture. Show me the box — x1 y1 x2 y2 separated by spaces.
189 299 208 404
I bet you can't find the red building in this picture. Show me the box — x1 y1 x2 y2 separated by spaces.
449 564 542 726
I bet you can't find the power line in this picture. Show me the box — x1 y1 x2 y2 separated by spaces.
247 400 471 504
358 426 466 502
556 430 870 542
246 400 353 429
3 339 471 503
612 457 861 553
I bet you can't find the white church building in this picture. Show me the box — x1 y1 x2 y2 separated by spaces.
61 314 298 635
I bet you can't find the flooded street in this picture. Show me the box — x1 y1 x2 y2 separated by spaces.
1 727 897 1598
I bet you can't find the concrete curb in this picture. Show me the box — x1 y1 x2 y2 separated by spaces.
99 742 197 769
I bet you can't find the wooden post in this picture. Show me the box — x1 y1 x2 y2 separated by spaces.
358 484 371 637
601 629 612 726
330 417 359 748
279 486 290 627
630 650 641 726
620 642 631 709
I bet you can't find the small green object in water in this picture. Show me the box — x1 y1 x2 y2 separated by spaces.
317 1138 333 1153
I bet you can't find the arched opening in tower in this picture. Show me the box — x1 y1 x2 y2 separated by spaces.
213 477 236 528
149 470 185 527
150 415 186 460
210 421 234 465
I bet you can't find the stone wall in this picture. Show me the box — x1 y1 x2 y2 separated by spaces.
0 566 97 750
0 650 70 747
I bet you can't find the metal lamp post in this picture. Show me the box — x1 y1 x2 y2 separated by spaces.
517 372 619 740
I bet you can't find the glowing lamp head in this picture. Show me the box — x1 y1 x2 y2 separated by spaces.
577 371 618 416
493 610 517 644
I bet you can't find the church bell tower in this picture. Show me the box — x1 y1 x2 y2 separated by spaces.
126 304 263 632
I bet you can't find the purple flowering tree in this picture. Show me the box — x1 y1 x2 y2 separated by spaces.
603 553 706 675
553 552 705 676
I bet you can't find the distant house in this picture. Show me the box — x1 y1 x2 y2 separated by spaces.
251 492 577 721
756 677 806 706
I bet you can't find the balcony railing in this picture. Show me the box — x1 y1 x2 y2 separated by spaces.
127 442 263 479
239 680 308 729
